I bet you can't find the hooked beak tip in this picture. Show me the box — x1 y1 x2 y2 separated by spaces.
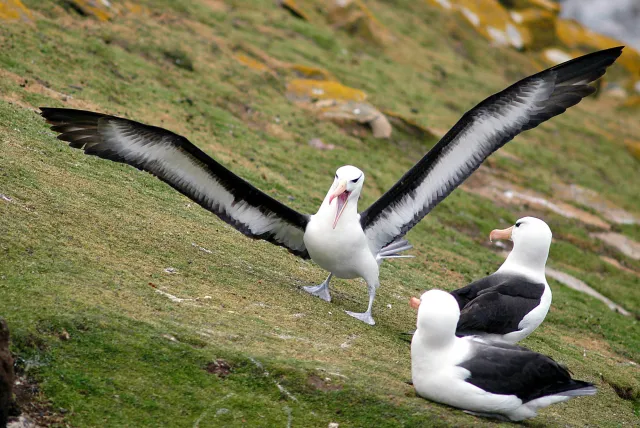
409 297 420 310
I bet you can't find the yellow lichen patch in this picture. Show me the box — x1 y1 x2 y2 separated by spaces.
326 0 394 46
0 0 33 22
450 0 526 49
382 110 440 139
288 64 335 81
625 139 640 161
279 0 310 21
509 8 557 50
117 1 150 17
425 0 454 10
68 0 113 21
286 79 367 102
232 53 271 73
623 95 640 109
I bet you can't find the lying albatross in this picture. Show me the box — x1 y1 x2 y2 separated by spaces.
40 47 622 325
411 289 596 421
407 216 553 343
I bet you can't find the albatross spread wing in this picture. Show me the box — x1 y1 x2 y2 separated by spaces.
40 108 310 258
359 47 623 254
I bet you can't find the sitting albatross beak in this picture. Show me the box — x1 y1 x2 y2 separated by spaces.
328 180 349 229
490 226 514 242
409 296 420 309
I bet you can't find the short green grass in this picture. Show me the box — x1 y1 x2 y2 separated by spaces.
1 1 639 426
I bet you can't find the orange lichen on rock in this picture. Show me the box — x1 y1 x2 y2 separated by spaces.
68 0 113 21
556 19 640 86
326 0 394 46
625 139 640 161
286 79 367 102
0 0 33 22
232 53 271 73
498 0 560 14
455 0 526 49
288 64 335 81
508 8 557 50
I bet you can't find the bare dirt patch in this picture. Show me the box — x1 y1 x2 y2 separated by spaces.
205 359 232 378
307 374 343 392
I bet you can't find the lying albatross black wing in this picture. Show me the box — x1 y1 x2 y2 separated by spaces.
40 108 310 258
359 47 623 254
458 341 596 403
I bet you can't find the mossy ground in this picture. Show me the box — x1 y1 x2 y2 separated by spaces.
0 1 639 426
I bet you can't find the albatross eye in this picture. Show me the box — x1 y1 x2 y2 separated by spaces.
351 178 359 183
515 222 522 228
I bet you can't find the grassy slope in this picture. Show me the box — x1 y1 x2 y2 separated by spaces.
0 0 639 426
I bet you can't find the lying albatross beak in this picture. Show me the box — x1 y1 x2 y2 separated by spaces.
489 226 514 242
409 297 420 310
329 180 349 229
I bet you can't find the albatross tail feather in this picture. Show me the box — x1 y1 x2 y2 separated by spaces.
376 239 414 262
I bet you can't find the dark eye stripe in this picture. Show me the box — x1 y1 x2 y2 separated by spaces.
515 222 522 227
351 178 359 183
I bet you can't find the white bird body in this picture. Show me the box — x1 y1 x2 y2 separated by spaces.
304 180 376 280
411 290 596 421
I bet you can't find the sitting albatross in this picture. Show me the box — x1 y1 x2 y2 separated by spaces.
411 289 596 421
40 47 622 325
406 216 553 343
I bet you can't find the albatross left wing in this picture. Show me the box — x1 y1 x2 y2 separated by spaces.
40 108 310 258
359 47 623 254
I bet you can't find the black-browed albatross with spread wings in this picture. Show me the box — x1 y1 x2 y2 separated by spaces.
40 47 622 325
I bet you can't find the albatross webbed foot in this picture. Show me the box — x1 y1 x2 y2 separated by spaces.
345 310 375 325
303 273 332 302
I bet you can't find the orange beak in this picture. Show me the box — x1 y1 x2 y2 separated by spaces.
489 226 514 242
409 296 420 310
328 180 349 229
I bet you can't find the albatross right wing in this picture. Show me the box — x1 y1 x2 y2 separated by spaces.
359 47 623 255
40 108 310 258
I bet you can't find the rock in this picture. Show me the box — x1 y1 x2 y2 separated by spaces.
542 48 574 65
508 8 557 50
545 268 630 316
66 0 113 21
0 0 33 23
326 0 394 46
316 100 391 139
232 53 272 73
498 0 560 14
591 232 640 261
308 138 336 150
383 110 441 139
625 139 640 161
0 318 14 428
552 183 638 225
288 64 335 81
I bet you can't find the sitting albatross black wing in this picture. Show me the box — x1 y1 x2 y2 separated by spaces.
40 108 310 258
359 47 623 254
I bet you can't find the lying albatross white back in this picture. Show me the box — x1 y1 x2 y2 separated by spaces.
40 47 622 325
411 290 596 421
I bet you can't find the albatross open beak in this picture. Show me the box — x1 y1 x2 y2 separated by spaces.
329 180 349 229
489 226 514 242
409 297 420 310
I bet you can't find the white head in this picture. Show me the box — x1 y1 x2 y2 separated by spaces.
326 165 365 229
490 216 552 274
410 289 460 345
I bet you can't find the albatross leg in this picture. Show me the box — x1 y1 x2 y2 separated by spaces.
345 281 377 325
303 273 332 302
